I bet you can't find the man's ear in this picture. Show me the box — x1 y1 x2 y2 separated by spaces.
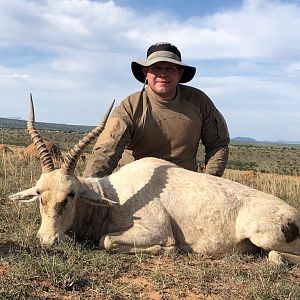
179 68 184 81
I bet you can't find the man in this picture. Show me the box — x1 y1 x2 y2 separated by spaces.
84 42 230 178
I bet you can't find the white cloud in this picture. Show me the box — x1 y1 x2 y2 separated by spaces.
0 0 299 59
286 61 300 76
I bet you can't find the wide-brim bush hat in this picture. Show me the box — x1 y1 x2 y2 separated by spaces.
131 42 196 83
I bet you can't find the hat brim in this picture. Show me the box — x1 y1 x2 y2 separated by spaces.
131 58 196 84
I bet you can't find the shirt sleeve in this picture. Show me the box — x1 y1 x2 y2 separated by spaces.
83 104 133 178
200 95 230 177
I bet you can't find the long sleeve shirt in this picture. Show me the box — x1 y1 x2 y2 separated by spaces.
84 84 230 178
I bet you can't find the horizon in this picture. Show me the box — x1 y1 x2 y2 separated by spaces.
1 115 300 144
0 0 300 141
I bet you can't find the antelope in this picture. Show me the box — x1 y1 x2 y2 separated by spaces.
19 141 62 161
9 95 300 266
0 144 13 154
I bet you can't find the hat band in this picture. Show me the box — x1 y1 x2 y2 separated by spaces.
147 50 181 63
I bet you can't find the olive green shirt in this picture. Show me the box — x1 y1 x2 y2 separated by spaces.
84 84 230 177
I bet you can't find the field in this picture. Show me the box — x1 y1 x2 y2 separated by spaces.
1 130 300 299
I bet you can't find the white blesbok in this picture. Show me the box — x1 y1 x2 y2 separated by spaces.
9 95 300 265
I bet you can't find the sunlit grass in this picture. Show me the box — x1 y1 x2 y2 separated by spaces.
224 169 300 210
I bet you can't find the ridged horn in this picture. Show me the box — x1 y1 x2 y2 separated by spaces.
61 100 115 175
27 93 55 173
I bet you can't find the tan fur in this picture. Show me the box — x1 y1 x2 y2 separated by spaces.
9 157 300 265
239 170 259 178
0 144 13 153
18 141 62 161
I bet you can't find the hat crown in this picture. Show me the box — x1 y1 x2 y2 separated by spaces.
147 43 181 61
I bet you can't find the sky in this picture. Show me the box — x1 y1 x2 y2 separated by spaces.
0 0 300 142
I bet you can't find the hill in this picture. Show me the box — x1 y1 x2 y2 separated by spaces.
231 136 300 146
0 117 94 133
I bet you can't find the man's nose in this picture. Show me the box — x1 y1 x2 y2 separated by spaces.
158 68 168 76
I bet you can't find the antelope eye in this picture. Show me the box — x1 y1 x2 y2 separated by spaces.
56 198 68 215
40 197 46 206
67 192 75 198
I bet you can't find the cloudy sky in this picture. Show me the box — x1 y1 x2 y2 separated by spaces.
0 0 299 142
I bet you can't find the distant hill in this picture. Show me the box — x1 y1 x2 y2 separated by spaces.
275 140 300 145
232 136 300 146
231 137 257 143
0 117 94 133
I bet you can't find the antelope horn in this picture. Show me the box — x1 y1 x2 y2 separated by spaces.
27 93 55 173
61 100 115 175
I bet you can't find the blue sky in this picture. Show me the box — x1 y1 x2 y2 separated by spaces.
0 0 300 141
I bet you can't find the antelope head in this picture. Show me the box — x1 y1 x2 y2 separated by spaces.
9 94 114 245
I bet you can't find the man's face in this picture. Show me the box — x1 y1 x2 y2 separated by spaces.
143 62 183 100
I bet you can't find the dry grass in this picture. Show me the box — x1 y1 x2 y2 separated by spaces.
224 169 300 210
1 147 300 299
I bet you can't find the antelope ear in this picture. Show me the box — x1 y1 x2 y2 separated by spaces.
80 189 118 206
8 186 40 203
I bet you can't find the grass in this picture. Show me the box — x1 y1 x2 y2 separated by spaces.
2 239 300 299
197 144 300 176
224 170 300 210
1 141 300 299
2 127 300 175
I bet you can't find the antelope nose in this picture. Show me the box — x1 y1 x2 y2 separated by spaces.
36 231 63 246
